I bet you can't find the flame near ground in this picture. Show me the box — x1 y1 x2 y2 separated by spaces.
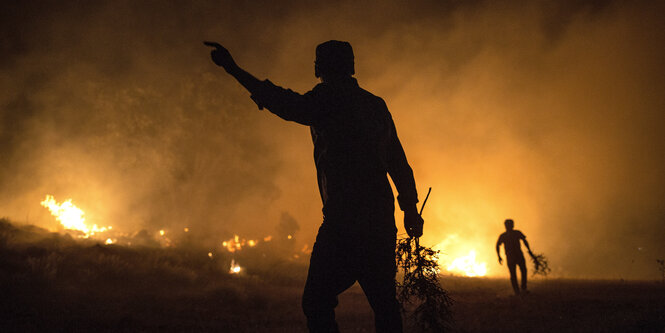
39 194 491 277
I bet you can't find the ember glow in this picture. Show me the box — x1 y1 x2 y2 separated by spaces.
229 259 241 274
40 195 111 238
222 234 270 253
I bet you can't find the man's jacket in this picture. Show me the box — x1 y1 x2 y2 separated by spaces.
249 77 418 227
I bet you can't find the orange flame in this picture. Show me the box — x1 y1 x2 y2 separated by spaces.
40 194 111 238
222 235 264 252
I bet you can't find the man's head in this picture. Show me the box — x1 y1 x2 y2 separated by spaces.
315 40 354 81
504 219 514 231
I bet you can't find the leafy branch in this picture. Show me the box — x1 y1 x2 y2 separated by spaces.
396 237 453 332
530 252 551 277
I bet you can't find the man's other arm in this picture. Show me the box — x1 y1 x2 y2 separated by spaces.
384 107 422 237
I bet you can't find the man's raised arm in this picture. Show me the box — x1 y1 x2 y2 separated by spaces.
204 41 262 93
204 41 316 125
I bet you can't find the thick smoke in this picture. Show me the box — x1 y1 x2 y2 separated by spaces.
1 0 663 279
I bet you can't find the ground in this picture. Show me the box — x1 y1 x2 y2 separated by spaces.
1 220 663 332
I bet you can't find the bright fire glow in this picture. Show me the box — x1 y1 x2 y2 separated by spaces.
40 194 110 238
229 259 241 274
105 238 113 245
434 234 489 277
446 250 488 277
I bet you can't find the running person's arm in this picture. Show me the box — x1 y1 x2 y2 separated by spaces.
496 236 503 265
205 41 317 125
521 233 535 258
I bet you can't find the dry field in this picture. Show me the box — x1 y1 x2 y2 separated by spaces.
1 219 663 332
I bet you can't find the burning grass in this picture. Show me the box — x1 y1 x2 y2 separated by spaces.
1 218 663 332
0 218 307 331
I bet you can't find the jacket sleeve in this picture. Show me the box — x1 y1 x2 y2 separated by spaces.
385 108 419 211
248 79 318 126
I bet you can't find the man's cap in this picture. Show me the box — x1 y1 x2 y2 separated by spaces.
315 40 354 76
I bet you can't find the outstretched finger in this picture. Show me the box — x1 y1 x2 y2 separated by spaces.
203 41 222 49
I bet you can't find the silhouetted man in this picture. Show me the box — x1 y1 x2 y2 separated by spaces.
496 219 534 295
205 40 423 332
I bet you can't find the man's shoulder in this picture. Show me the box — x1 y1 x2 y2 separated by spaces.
310 81 389 112
356 86 386 105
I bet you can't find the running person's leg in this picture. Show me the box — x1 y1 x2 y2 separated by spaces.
507 260 519 295
518 257 528 292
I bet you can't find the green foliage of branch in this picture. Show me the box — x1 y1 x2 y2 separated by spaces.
396 237 453 332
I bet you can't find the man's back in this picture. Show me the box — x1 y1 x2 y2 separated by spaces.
306 78 401 218
251 76 417 225
498 229 525 259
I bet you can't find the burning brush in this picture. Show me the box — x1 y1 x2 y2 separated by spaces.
395 188 453 332
529 251 551 277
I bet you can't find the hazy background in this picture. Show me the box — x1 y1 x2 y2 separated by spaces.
1 0 663 279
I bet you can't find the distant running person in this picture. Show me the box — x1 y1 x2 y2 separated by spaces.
496 219 535 295
206 40 423 333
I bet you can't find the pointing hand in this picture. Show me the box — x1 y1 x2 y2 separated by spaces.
204 41 238 72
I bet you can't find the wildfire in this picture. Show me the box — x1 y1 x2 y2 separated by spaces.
446 250 488 277
40 194 111 238
229 259 241 274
